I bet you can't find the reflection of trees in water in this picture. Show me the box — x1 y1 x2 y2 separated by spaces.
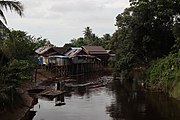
106 80 163 120
75 86 88 96
145 93 180 120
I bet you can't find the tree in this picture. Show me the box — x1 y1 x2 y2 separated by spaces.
111 0 180 78
71 27 105 47
0 30 49 88
0 0 23 66
172 23 180 53
101 34 111 50
83 27 92 42
71 37 87 47
4 30 49 60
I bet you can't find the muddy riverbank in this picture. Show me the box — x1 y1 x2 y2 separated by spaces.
0 82 35 120
0 69 57 120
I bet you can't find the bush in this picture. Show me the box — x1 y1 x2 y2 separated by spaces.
145 50 180 96
1 59 34 86
0 86 21 112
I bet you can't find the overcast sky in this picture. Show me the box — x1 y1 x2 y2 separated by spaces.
6 0 129 46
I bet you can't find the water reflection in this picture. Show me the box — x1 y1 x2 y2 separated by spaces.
145 93 180 120
31 76 180 120
32 87 112 120
106 80 180 120
106 80 163 120
55 94 65 106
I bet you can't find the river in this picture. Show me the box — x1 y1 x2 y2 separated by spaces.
31 76 180 120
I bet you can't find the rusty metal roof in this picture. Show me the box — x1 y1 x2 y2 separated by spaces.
35 46 51 54
65 47 83 57
35 46 68 56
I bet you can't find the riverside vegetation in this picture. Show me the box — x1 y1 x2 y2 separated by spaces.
1 0 180 115
0 30 49 112
0 1 49 112
110 0 180 99
145 50 180 98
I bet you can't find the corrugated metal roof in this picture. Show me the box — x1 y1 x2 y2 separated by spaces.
35 46 68 55
65 47 82 57
82 46 108 55
35 46 51 54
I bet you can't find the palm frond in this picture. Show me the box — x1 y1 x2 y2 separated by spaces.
0 1 24 17
0 19 9 31
0 0 24 30
0 9 7 24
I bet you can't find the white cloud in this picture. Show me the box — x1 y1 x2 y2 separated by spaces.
5 0 129 46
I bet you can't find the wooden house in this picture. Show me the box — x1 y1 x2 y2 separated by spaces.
35 45 67 65
48 55 70 66
64 47 87 64
64 47 86 57
81 46 109 65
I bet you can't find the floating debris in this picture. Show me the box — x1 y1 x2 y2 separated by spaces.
65 76 113 89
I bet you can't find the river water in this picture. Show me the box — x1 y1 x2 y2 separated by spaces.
31 76 180 120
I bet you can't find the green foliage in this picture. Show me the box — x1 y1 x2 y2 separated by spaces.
112 0 180 78
172 23 180 53
101 34 111 49
145 50 180 95
0 30 49 62
0 29 48 87
71 27 111 48
0 86 21 112
71 37 87 47
1 59 34 86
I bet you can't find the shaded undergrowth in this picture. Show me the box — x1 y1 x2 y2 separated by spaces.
145 50 180 98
